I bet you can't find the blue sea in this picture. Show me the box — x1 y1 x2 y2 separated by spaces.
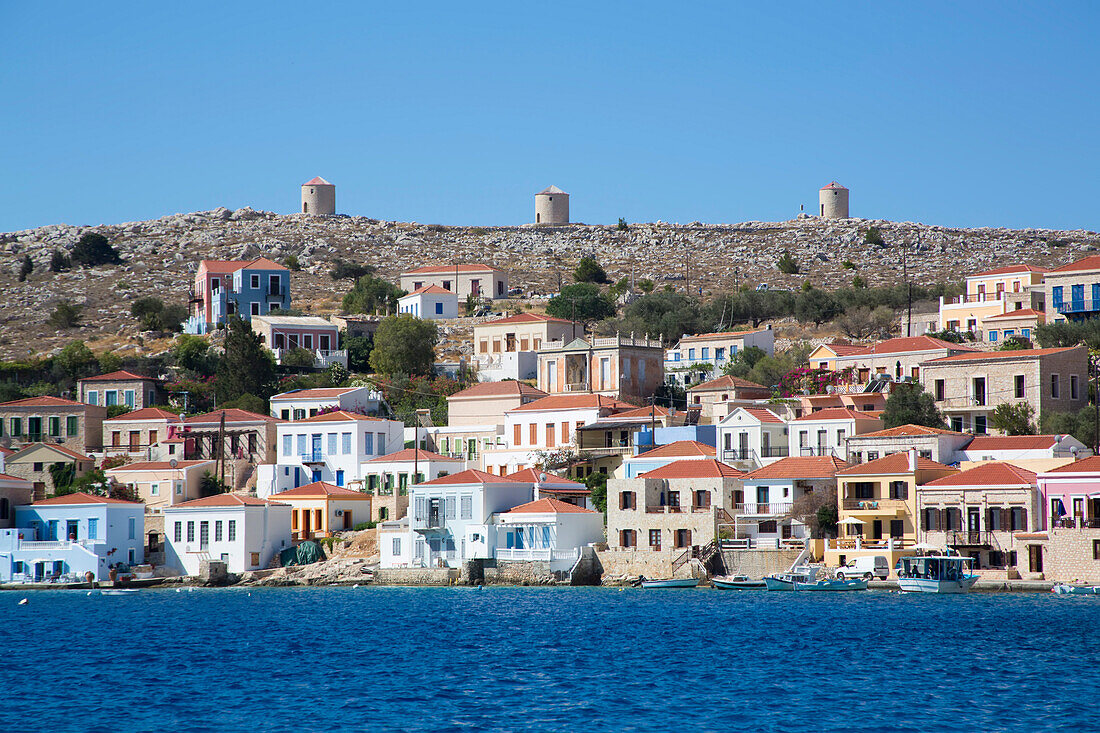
2 586 1097 732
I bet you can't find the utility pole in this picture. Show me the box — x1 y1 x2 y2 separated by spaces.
1092 352 1100 457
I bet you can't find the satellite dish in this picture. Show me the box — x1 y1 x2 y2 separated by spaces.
539 473 547 483
169 458 179 468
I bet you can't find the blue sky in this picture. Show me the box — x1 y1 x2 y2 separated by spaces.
2 2 1098 231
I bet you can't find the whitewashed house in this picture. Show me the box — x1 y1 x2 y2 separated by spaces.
398 285 459 320
269 386 384 421
378 517 411 567
716 407 789 470
161 494 292 575
737 455 846 548
496 498 603 571
958 434 1090 468
362 448 467 495
4 492 145 582
664 328 775 386
256 410 405 497
789 408 882 459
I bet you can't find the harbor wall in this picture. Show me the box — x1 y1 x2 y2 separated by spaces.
1042 528 1100 583
716 548 804 579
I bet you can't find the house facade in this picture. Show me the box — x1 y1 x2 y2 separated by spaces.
270 482 373 539
162 493 292 575
186 258 291 333
738 455 846 548
398 286 459 320
1044 255 1100 324
5 444 95 498
939 265 1047 335
845 424 972 465
269 386 384 422
921 346 1088 435
536 334 664 403
0 473 34 529
362 448 467 522
251 315 346 369
102 408 182 460
104 460 216 510
399 264 509 300
716 407 789 470
181 409 281 465
982 308 1045 345
789 408 882 459
831 335 981 385
664 328 776 386
496 498 604 572
685 375 772 424
0 396 107 454
473 313 578 382
77 371 163 410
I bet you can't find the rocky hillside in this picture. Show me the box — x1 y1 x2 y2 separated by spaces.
2 208 1098 360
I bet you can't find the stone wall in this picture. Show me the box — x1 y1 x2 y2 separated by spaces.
1041 528 1100 583
716 548 804 578
373 567 459 585
482 559 556 585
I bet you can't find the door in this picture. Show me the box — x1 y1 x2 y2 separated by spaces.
302 510 311 537
129 430 140 451
28 417 42 441
66 520 79 541
761 431 770 457
871 520 883 540
1028 544 1043 573
739 432 749 459
336 470 344 487
967 507 981 544
756 486 769 513
343 510 352 530
311 434 322 461
312 469 322 483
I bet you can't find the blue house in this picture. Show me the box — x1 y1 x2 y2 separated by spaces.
186 258 292 334
1 492 145 582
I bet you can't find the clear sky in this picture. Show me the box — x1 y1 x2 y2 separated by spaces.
2 2 1098 232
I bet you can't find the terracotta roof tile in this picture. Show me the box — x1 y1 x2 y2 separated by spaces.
982 308 1045 321
923 462 1037 487
77 370 155 382
738 407 783 423
743 455 848 480
104 408 182 423
836 452 954 476
271 482 371 498
857 424 964 438
639 459 743 479
184 409 280 424
271 387 361 401
34 491 141 506
403 285 457 297
481 313 573 326
449 381 547 399
635 440 716 459
970 265 1049 277
367 448 459 463
418 469 519 486
1049 255 1100 274
678 329 766 343
106 460 212 472
509 394 636 412
793 407 879 422
503 497 596 515
10 444 93 462
964 435 1060 451
1044 456 1100 474
0 396 84 408
168 493 284 508
924 347 1080 364
852 336 981 356
688 375 769 392
611 405 671 420
290 410 383 423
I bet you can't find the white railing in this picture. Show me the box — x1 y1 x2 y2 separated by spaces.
734 502 793 516
495 548 579 562
20 539 99 550
272 348 348 369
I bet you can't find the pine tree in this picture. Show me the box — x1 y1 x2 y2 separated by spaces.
216 316 277 404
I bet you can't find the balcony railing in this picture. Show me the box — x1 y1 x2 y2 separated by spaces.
645 506 684 514
495 548 579 562
734 502 793 516
1053 298 1100 315
942 293 1010 306
948 530 998 547
1053 517 1100 529
721 446 789 462
842 498 907 511
564 382 590 392
300 452 325 464
824 537 911 550
580 445 634 457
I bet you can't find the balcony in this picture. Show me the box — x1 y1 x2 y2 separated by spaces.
300 452 325 465
948 530 998 547
1052 517 1100 529
564 382 590 393
581 445 634 457
734 502 793 516
842 498 907 512
721 446 789 463
495 548 579 562
645 506 685 514
1053 298 1100 316
942 293 1009 306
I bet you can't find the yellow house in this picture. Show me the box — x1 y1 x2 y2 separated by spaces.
826 448 957 571
939 265 1047 335
270 481 373 540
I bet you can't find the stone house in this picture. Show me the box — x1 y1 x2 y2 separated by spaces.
536 334 664 404
920 346 1088 435
181 408 282 465
981 308 1045 346
0 396 107 454
77 370 164 410
250 314 345 369
399 264 509 300
473 313 578 382
102 407 183 460
685 375 771 424
606 458 744 558
1044 254 1100 324
5 443 95 499
917 462 1040 573
832 335 981 385
845 424 973 465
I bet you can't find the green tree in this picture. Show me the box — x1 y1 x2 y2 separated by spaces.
998 336 1032 351
343 274 404 314
369 315 439 376
836 305 896 339
1041 406 1096 449
97 351 123 375
881 382 946 429
777 249 800 275
173 334 217 376
216 316 277 403
54 340 98 380
585 471 608 515
70 232 123 267
327 361 349 386
49 249 71 273
723 346 768 378
345 334 373 372
283 254 301 271
609 277 630 299
221 392 267 415
546 283 616 325
925 329 965 344
794 287 840 325
638 279 655 294
573 256 610 284
131 297 167 330
613 291 702 342
330 259 376 281
280 347 316 368
199 471 230 497
851 275 867 289
617 217 629 231
863 226 885 246
990 402 1037 435
48 300 83 329
18 255 33 282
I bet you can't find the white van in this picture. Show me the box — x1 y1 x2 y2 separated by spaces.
835 555 889 580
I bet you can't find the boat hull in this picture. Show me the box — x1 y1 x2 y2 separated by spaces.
640 578 699 589
791 579 867 591
1053 584 1100 595
712 578 767 590
898 574 979 594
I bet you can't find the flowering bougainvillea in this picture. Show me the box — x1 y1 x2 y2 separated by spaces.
776 366 856 397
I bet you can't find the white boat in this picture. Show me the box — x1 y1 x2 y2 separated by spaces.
763 566 818 591
712 575 767 590
1052 583 1100 596
100 588 140 596
897 555 978 594
636 577 700 589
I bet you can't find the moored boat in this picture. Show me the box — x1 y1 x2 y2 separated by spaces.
763 566 818 591
1052 583 1100 596
897 555 978 594
100 588 140 596
712 575 767 590
637 577 700 589
790 578 868 591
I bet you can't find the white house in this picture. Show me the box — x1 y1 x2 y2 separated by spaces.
398 285 459 320
395 469 534 569
622 440 717 479
664 328 775 386
958 434 1090 471
362 448 467 495
4 492 145 582
496 498 604 572
379 517 411 567
738 455 846 548
789 408 882 459
161 494 292 575
716 407 789 469
269 386 384 421
257 410 405 497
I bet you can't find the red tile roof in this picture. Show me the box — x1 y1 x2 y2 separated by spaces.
970 265 1049 277
503 467 586 489
449 381 547 400
271 387 360 401
964 435 1061 451
924 347 1080 364
10 444 93 462
982 308 1045 321
482 312 573 326
635 440 716 459
639 459 744 479
104 407 182 423
184 409 280 424
736 407 783 423
858 424 964 438
503 498 597 515
419 469 519 486
1047 456 1100 474
612 405 671 420
0 396 84 408
288 410 382 423
404 285 456 296
509 394 636 412
923 462 1037 487
304 176 332 186
1049 255 1100 274
34 491 141 506
820 181 847 190
271 482 371 498
240 257 288 271
689 374 769 392
814 342 870 358
170 493 283 508
200 258 287 273
853 336 981 356
403 264 501 275
367 448 459 463
78 370 155 382
793 407 879 422
836 452 954 476
107 460 212 472
0 472 30 483
743 455 848 480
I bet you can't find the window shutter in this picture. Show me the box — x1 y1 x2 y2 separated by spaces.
1001 507 1010 531
937 508 945 531
920 509 928 531
1018 508 1028 531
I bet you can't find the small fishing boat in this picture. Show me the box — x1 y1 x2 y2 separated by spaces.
100 588 140 596
897 555 978 594
712 575 766 590
635 576 699 589
1052 583 1100 596
763 566 818 591
790 578 868 592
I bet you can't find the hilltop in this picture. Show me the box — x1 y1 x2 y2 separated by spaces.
2 208 1099 360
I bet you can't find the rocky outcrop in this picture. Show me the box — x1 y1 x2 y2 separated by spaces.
1 209 1096 359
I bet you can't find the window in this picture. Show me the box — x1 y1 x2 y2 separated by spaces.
342 433 351 454
392 536 402 556
150 482 159 496
460 496 473 519
890 519 904 538
48 416 61 437
327 433 337 454
10 418 21 436
546 423 556 447
445 496 456 519
619 491 637 510
852 482 875 500
648 529 662 550
251 552 260 567
701 348 710 359
88 518 98 539
435 302 444 315
283 435 292 456
866 451 879 462
296 434 307 456
529 423 538 444
186 521 195 543
376 433 386 454
33 462 43 472
1015 375 1026 399
1093 540 1100 561
175 481 183 495
228 520 237 542
888 481 908 500
620 529 637 548
124 390 135 408
1051 374 1060 398
513 424 522 446
87 390 99 406
364 432 374 454
934 379 945 401
215 521 223 542
174 522 182 542
199 521 209 549
1071 375 1080 400
251 274 260 289
989 331 999 342
251 302 261 316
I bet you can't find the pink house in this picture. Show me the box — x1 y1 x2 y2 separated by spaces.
1037 456 1100 529
186 258 291 333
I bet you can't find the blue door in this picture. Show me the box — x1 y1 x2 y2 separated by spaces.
336 470 344 487
294 467 302 487
311 434 322 461
1053 285 1064 310
1072 284 1084 311
312 469 322 483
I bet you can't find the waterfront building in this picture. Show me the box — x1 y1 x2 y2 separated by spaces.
715 407 789 471
270 482 373 539
77 370 164 411
622 440 717 479
1032 457 1100 583
162 494 292 575
362 448 467 522
104 460 216 510
496 498 602 572
737 455 847 548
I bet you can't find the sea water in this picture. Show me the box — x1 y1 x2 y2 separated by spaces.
1 586 1097 732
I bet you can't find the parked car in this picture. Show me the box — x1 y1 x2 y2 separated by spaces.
835 555 889 580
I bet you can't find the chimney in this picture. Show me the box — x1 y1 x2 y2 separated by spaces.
908 447 917 472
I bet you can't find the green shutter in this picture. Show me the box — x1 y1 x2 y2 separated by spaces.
66 416 78 436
